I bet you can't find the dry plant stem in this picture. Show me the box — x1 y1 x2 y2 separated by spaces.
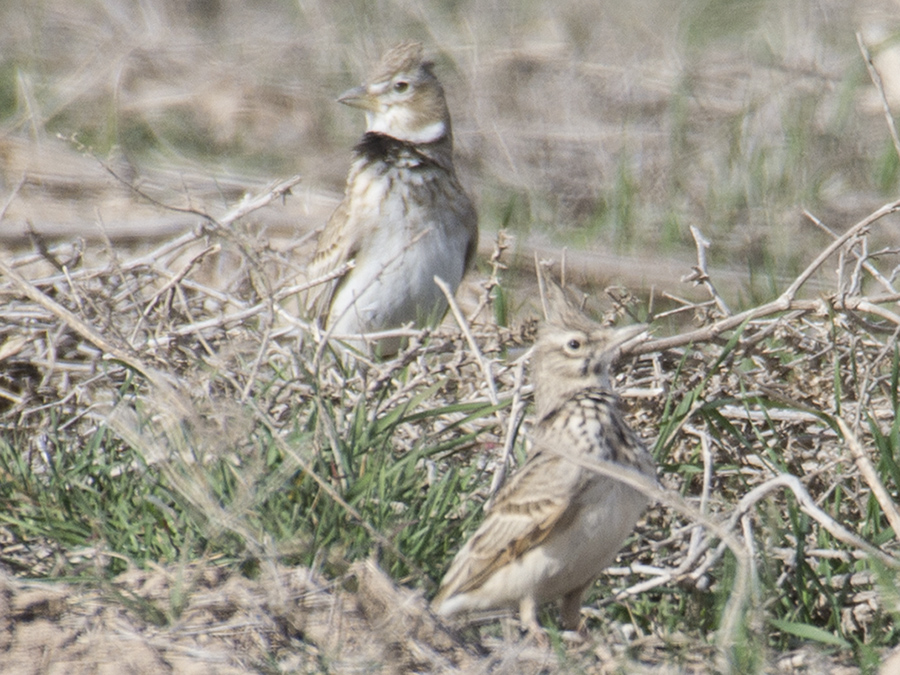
94 207 119 269
486 351 529 504
686 226 732 316
101 147 302 228
570 449 900 661
842 298 900 329
130 244 220 343
100 162 208 219
634 198 900 355
784 200 900 299
240 309 275 403
684 425 714 561
535 253 555 320
655 291 716 321
0 385 22 406
311 317 369 377
24 174 306 289
165 277 321 341
844 326 895 430
219 176 303 226
740 515 760 598
837 417 900 540
0 175 304 413
170 302 274 338
309 324 432 344
466 231 511 323
288 260 354 299
435 275 499 406
858 33 900 162
612 501 725 600
172 281 217 358
612 426 737 599
613 528 716 600
133 174 303 270
315 395 351 492
366 348 432 406
61 265 86 315
0 255 175 397
0 174 25 222
851 238 868 295
725 473 900 569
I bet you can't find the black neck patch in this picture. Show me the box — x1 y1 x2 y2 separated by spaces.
353 132 441 167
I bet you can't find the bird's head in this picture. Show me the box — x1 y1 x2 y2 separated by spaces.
339 41 451 145
533 280 646 417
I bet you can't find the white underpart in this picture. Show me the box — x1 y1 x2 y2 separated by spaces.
435 479 648 617
326 157 470 350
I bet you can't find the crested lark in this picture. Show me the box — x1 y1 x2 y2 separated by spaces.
306 42 478 354
433 280 656 634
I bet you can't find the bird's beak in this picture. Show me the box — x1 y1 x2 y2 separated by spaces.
338 85 379 112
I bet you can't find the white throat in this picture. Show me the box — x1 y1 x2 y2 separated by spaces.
366 111 446 144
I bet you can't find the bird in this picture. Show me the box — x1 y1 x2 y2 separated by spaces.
433 279 656 635
305 41 478 355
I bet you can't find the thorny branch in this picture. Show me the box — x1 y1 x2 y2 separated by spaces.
1 154 899 672
630 198 900 355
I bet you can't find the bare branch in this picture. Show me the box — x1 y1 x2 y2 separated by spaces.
684 226 732 316
858 33 900 163
838 417 900 541
435 274 499 406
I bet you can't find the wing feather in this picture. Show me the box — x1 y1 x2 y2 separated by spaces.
304 199 359 318
434 451 584 602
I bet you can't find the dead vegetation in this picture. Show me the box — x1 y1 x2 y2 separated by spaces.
0 166 898 672
2 1 900 673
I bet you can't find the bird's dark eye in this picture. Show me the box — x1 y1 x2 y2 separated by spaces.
566 338 582 351
393 81 409 93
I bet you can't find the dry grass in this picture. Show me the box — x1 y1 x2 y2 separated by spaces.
0 172 898 672
2 1 900 673
3 0 899 285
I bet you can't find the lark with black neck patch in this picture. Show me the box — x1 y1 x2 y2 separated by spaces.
306 42 477 356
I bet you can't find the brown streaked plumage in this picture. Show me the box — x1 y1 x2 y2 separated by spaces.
433 280 656 634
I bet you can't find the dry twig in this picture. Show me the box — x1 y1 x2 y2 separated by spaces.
858 33 900 163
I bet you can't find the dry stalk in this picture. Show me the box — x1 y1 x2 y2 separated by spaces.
0 174 25 222
633 197 900 355
0 255 177 397
130 243 220 343
837 417 900 540
1 119 898 674
609 490 727 604
683 226 732 316
240 309 276 404
466 230 512 323
435 275 499 406
724 473 900 570
486 350 529 506
857 33 900 163
684 425 714 563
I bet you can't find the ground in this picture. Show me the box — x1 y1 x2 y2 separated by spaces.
1 1 900 673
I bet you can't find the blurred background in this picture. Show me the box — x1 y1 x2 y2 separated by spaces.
1 0 899 307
